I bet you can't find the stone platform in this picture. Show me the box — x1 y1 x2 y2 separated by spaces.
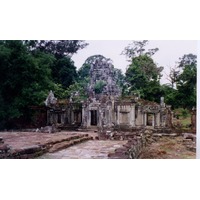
38 140 127 159
0 131 93 159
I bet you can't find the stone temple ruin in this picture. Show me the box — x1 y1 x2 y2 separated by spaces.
44 56 173 133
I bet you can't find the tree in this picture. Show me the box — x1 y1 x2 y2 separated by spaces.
125 54 163 102
160 84 179 109
53 57 77 88
166 66 180 89
78 63 91 81
123 40 163 102
25 40 89 89
0 40 56 129
176 54 197 109
113 68 126 89
121 40 159 60
25 40 88 58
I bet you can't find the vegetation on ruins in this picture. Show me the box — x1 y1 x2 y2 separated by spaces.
94 80 106 94
0 40 196 130
71 54 125 97
0 40 88 129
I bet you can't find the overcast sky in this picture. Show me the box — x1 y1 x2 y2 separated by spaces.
72 40 197 84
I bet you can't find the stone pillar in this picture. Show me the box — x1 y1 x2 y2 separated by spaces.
144 113 147 126
61 112 65 124
71 111 74 124
152 114 155 127
155 113 160 127
154 113 157 127
108 107 112 127
130 104 135 127
81 105 87 128
136 106 142 126
117 106 120 125
88 109 91 127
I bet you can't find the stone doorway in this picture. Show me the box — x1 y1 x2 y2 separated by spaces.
91 110 97 126
147 113 154 126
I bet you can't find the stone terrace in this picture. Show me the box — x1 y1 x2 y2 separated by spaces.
0 131 93 158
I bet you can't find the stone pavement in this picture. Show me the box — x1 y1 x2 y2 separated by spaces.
38 140 127 159
0 131 128 159
0 131 93 158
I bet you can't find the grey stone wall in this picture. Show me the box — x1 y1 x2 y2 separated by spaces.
108 132 147 159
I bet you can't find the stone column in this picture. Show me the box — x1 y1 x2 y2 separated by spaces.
152 114 155 127
108 107 112 127
117 106 120 125
156 113 160 127
81 105 86 128
136 106 142 126
71 111 74 124
88 109 91 127
130 104 135 127
61 112 65 124
144 113 147 126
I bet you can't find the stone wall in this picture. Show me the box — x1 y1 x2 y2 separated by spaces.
108 132 147 159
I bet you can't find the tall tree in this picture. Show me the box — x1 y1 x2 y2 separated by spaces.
26 40 88 88
0 40 55 129
25 40 88 58
125 54 163 101
166 66 180 89
53 57 77 89
176 54 197 109
123 40 163 102
121 40 159 60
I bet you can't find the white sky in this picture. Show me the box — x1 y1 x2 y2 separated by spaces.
72 40 197 84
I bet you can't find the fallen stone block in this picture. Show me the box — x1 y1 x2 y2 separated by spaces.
183 133 196 142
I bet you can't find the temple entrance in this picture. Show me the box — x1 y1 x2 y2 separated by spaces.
74 111 82 124
147 113 154 126
91 110 97 125
57 113 61 124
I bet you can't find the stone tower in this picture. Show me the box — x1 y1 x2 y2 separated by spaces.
87 55 121 98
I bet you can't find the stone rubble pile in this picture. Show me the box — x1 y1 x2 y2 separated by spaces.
0 137 11 158
182 133 196 152
108 132 147 159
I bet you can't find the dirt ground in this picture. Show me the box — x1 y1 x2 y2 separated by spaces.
140 136 196 159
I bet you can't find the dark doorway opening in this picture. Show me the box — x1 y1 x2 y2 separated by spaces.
147 113 153 126
57 113 61 124
74 111 82 125
91 110 97 125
